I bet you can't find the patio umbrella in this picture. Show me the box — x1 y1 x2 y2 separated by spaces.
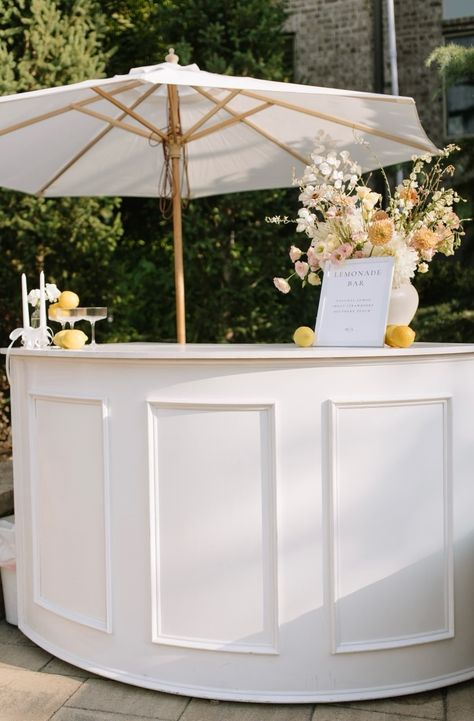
0 49 438 343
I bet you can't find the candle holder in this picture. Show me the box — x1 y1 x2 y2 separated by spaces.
10 272 53 351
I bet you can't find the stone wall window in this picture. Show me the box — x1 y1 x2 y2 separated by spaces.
445 34 474 137
443 0 474 20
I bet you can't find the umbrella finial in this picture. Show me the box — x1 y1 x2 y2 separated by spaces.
166 48 179 64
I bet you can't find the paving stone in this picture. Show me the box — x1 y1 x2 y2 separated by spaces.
0 666 81 721
312 707 435 721
0 620 36 646
181 698 313 721
342 689 444 719
65 678 189 719
52 709 160 721
446 680 474 721
0 641 53 671
41 657 99 680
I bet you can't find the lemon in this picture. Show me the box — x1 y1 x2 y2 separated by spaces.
61 329 88 350
384 325 397 346
385 325 416 348
58 290 79 310
293 326 315 347
53 330 69 348
48 302 60 320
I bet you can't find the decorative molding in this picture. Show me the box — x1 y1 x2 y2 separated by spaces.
148 400 279 654
28 392 112 633
326 395 453 653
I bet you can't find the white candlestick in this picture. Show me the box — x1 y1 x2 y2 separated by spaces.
21 273 30 329
39 271 47 339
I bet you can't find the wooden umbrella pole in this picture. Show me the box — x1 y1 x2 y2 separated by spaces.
170 140 186 344
167 64 186 344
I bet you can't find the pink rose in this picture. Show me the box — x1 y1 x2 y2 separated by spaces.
273 277 291 294
307 247 320 270
289 245 303 262
295 261 309 279
330 243 352 263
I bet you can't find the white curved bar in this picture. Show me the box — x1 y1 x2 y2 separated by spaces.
5 342 474 702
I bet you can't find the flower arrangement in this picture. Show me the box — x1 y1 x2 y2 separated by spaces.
27 283 61 307
272 133 465 293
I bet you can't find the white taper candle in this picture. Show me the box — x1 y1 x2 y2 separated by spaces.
39 271 47 336
21 273 30 329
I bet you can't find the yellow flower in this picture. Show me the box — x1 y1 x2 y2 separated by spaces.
411 226 438 250
368 218 394 246
307 272 321 286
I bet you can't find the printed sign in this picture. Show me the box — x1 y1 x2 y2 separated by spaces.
315 257 394 347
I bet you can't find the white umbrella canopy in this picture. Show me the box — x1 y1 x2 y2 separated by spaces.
0 49 438 342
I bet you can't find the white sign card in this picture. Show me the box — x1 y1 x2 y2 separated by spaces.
315 256 394 347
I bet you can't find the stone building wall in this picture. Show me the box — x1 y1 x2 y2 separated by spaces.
285 0 446 145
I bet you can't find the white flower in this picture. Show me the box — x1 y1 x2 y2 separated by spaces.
326 152 340 167
296 207 317 236
418 262 429 273
302 169 318 184
356 186 380 210
298 185 320 207
45 283 61 303
385 232 419 288
27 283 61 307
27 289 41 307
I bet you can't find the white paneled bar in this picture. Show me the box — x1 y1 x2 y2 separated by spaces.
5 342 474 702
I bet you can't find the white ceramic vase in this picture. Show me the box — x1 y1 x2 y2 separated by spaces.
387 282 419 326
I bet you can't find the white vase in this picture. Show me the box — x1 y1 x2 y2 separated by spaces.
387 282 419 326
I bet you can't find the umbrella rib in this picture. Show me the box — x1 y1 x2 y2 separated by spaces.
36 84 160 196
92 87 168 142
239 90 435 153
186 101 275 143
181 89 241 141
194 87 309 165
0 80 143 137
72 105 156 139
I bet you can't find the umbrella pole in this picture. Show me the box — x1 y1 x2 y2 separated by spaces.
167 65 186 345
170 142 186 344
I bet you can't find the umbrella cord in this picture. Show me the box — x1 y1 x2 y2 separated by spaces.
157 101 190 219
157 143 190 219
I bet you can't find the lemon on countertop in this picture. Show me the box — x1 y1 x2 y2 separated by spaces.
53 330 69 347
58 290 79 310
293 326 315 347
61 329 88 349
53 329 87 349
385 324 416 348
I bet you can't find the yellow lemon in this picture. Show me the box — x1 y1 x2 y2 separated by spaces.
53 330 69 348
61 329 88 350
385 325 416 348
58 290 79 310
384 324 397 346
293 326 315 347
48 302 60 320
